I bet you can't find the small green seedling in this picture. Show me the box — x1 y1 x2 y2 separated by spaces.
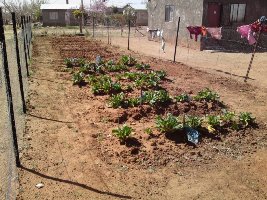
112 124 133 142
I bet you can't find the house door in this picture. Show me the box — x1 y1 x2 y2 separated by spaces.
207 3 221 27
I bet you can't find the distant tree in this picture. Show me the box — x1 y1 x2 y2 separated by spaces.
1 0 49 22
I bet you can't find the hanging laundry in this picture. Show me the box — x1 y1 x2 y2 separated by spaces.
206 27 222 40
186 26 202 41
187 26 207 41
237 25 256 45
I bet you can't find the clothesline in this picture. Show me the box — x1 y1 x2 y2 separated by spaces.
187 16 267 46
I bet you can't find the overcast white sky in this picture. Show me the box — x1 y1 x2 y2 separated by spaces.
48 0 145 6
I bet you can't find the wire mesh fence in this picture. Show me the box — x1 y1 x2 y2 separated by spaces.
0 11 31 200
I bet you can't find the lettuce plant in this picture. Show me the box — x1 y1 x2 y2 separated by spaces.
112 124 133 142
194 88 220 102
155 113 183 133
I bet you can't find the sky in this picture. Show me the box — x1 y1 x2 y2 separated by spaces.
48 0 145 6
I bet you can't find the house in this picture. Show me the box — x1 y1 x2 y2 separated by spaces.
148 0 267 50
40 4 80 26
106 0 148 26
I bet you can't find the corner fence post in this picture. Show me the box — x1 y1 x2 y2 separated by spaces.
244 31 262 82
12 12 26 113
173 17 181 62
0 8 21 167
21 16 29 77
128 19 130 50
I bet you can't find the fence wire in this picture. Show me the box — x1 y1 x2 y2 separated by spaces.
0 20 30 200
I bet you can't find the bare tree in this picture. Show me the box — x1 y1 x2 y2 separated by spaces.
1 0 48 22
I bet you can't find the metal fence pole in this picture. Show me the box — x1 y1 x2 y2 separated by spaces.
23 16 30 60
128 19 130 50
107 18 110 44
0 8 21 167
173 17 181 62
12 12 26 113
93 16 95 37
21 16 29 77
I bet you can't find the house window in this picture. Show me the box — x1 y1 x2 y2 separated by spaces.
230 4 246 22
165 5 174 22
49 12 58 20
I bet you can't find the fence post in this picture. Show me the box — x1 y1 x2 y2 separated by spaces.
0 8 21 167
12 12 26 113
244 31 262 82
29 16 32 41
173 17 181 62
128 19 130 50
21 16 29 77
23 16 30 60
107 18 110 44
92 17 95 38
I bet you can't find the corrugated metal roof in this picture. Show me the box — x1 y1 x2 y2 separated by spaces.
106 0 147 10
40 4 80 10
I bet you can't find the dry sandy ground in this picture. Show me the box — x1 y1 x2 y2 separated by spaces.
103 36 267 89
17 36 267 200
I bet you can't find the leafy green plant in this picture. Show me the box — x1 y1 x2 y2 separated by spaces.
175 93 190 102
112 124 133 142
106 64 128 72
185 116 202 129
239 112 255 127
135 63 150 70
127 97 140 107
109 93 125 108
144 128 153 135
72 72 85 85
194 88 220 102
120 55 137 66
89 75 122 94
204 115 221 133
143 90 171 106
220 110 239 130
155 114 183 133
64 58 74 68
154 70 167 79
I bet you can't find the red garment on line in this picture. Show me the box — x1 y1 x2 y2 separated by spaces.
187 26 202 41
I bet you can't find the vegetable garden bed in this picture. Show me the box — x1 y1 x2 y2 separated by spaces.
51 36 261 169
